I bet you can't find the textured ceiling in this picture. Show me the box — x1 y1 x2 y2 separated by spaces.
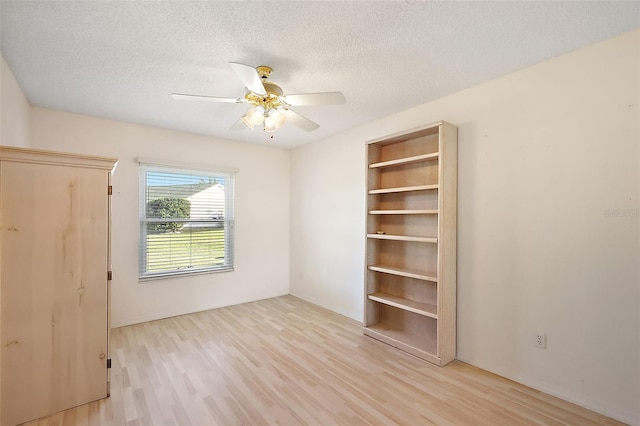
1 1 639 149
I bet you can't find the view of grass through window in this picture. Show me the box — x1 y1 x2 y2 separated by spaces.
146 228 226 272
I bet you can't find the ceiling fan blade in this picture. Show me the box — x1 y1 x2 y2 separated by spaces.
172 93 244 103
284 109 320 132
229 62 267 96
281 92 346 106
230 119 248 131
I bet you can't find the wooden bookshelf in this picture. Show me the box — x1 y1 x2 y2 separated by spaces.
364 121 457 366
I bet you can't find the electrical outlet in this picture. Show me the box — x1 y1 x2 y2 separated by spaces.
535 333 547 349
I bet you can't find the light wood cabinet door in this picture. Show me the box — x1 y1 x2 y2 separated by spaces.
1 153 113 426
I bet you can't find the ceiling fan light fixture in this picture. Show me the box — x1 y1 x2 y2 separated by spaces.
269 108 287 129
250 106 266 124
241 105 265 129
264 115 277 132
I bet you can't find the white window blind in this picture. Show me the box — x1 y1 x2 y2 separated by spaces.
139 163 235 279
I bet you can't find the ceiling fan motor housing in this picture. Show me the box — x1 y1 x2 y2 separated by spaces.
245 66 286 110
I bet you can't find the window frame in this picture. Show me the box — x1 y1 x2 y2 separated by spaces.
138 159 236 280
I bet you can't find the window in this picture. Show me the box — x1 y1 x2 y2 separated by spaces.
139 162 235 279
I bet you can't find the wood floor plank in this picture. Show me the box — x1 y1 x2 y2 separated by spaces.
21 295 623 426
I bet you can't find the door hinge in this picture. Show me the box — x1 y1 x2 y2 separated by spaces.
107 359 112 369
107 271 113 281
108 185 113 195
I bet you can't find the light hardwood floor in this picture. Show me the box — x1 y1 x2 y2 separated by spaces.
24 296 621 426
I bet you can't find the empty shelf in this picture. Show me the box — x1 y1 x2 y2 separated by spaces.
368 292 437 319
369 209 438 215
369 152 439 169
369 184 439 194
364 324 439 363
368 265 437 282
366 233 437 243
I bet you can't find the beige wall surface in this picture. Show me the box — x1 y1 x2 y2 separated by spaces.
0 54 31 147
30 109 291 327
290 29 639 424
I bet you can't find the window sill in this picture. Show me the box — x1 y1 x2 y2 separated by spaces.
139 267 234 282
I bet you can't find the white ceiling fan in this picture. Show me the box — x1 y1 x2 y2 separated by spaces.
172 62 346 133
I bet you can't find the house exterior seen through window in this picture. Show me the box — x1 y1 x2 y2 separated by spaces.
139 163 235 279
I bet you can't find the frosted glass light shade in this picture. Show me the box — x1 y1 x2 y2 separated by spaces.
269 109 287 129
241 106 265 129
264 115 277 132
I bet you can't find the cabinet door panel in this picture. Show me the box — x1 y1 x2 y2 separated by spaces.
1 161 108 426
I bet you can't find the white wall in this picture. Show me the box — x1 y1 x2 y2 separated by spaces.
289 138 365 319
30 108 291 326
290 29 640 424
0 54 31 147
